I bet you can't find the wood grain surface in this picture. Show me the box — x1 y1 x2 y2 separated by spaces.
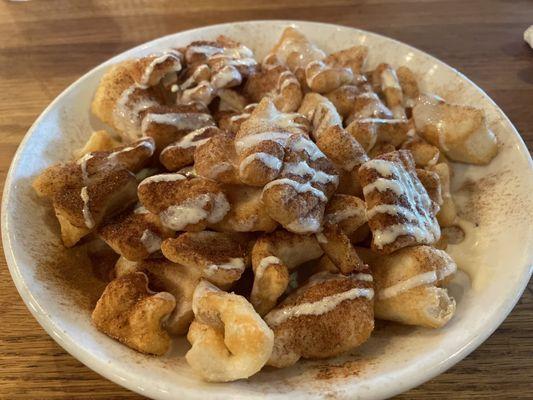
0 0 532 398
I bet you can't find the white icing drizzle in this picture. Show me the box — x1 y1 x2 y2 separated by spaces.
283 160 337 184
380 68 402 91
255 256 282 280
366 204 419 221
206 192 230 224
286 215 321 234
161 127 213 155
361 158 440 248
113 86 159 138
308 272 374 286
204 161 233 180
363 178 404 196
80 186 94 229
275 35 325 68
353 93 392 119
186 45 223 60
326 208 365 225
139 50 182 88
229 113 250 123
140 229 162 253
139 173 186 186
76 153 94 184
235 131 289 154
141 112 213 135
205 257 245 275
290 136 326 161
277 70 298 91
379 260 456 300
181 64 210 90
211 65 241 89
239 152 282 174
108 139 155 160
264 178 327 201
159 194 210 230
265 287 374 326
305 60 326 88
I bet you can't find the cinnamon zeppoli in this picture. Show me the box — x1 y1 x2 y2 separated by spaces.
358 245 457 328
265 271 374 368
358 149 441 254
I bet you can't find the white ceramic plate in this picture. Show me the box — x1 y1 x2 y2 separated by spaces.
2 20 533 400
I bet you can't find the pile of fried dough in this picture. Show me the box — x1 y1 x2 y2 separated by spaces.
33 27 498 382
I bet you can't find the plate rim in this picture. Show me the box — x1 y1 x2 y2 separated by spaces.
2 19 532 400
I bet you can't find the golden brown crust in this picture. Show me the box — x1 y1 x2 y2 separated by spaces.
161 231 253 288
115 258 202 335
137 175 229 232
194 131 240 184
186 280 274 382
141 104 215 152
266 271 374 367
250 230 324 315
358 150 440 254
98 209 174 261
92 272 176 355
244 65 302 112
53 168 138 246
318 224 366 273
211 185 278 232
159 126 222 172
358 246 456 328
413 102 499 164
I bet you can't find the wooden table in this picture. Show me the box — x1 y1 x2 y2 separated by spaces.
0 0 531 398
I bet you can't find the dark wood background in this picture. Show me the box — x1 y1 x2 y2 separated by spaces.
0 0 531 398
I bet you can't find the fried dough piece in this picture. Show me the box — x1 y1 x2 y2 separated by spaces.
346 92 393 124
235 98 308 187
325 85 361 118
53 168 138 247
250 230 324 315
372 63 406 119
430 162 457 226
413 102 498 164
33 137 155 199
358 246 456 328
115 257 202 335
92 272 176 355
211 185 278 232
265 271 374 367
159 126 222 172
98 208 174 261
244 65 302 112
396 66 420 108
267 27 326 74
324 194 367 241
186 280 274 382
138 174 230 232
194 131 240 184
161 231 252 288
358 150 441 253
401 135 440 167
305 60 353 94
345 118 411 152
316 224 365 274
